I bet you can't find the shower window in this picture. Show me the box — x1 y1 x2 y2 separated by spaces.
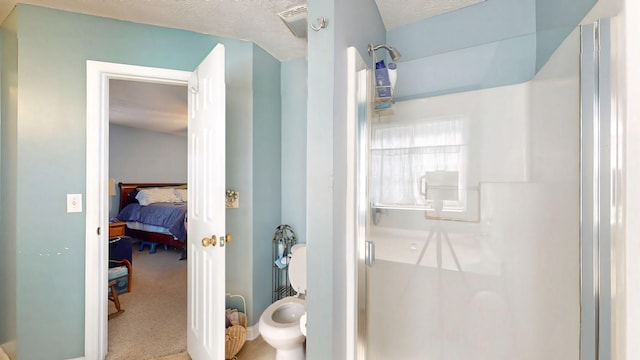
370 116 468 214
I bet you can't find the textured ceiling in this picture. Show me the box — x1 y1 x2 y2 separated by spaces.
0 0 309 61
376 0 484 29
0 0 484 61
0 0 484 134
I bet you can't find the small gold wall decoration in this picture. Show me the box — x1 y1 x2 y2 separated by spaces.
226 190 239 208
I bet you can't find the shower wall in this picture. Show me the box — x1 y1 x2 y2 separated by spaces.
366 28 580 360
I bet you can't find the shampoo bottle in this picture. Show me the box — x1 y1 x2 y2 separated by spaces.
375 60 392 98
388 62 397 92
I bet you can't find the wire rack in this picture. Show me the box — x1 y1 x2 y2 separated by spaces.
272 224 297 303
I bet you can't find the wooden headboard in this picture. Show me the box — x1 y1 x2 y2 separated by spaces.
118 182 187 211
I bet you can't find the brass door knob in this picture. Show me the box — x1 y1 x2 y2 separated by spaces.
225 233 233 243
201 237 211 247
201 235 217 247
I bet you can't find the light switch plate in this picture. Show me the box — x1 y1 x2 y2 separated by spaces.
67 194 82 213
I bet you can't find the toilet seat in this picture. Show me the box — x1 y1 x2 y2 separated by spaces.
260 296 306 331
288 246 306 296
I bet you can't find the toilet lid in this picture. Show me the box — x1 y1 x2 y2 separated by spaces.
288 245 306 294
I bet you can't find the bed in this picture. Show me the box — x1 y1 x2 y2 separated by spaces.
116 182 188 253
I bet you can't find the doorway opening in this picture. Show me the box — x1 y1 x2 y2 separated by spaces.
106 78 189 358
85 61 192 359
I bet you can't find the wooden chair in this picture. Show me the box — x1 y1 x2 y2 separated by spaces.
108 259 132 319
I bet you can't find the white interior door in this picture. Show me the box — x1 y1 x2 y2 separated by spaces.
187 43 226 360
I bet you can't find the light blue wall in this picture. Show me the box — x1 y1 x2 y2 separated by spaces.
4 4 262 359
305 2 338 356
0 9 17 359
393 32 537 100
224 45 255 324
251 44 282 324
281 57 307 243
108 124 188 218
306 0 385 358
386 0 596 100
387 0 536 61
387 0 536 100
535 0 597 71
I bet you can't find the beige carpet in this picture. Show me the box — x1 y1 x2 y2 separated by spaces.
150 335 276 360
107 246 188 360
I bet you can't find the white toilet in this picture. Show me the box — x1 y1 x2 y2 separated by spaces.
259 244 307 360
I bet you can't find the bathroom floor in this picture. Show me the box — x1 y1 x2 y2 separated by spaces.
0 334 276 360
151 335 276 360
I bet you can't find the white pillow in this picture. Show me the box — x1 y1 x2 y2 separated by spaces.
174 188 188 202
135 188 181 206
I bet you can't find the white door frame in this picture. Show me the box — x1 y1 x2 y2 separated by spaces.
85 61 191 359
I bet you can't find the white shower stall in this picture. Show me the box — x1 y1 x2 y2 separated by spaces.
352 24 599 359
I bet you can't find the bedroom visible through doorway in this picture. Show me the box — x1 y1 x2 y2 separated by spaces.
107 78 189 359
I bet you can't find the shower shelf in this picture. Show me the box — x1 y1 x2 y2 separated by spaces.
373 78 396 115
372 81 395 115
374 86 394 102
375 84 393 97
368 43 400 113
372 64 395 113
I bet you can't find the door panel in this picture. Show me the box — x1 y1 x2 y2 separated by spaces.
187 44 226 360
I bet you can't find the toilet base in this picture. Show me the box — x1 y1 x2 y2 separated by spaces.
275 344 305 360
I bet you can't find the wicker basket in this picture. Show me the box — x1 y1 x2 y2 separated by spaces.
225 311 247 359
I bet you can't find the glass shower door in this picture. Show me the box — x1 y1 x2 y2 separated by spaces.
362 28 581 360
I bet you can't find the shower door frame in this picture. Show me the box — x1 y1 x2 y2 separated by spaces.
580 18 616 360
346 46 371 360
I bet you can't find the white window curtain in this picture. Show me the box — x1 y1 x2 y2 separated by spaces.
370 117 467 209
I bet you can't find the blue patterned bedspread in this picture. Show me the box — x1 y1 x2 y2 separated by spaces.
117 202 187 242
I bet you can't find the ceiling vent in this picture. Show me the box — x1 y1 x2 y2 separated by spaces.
277 5 308 38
